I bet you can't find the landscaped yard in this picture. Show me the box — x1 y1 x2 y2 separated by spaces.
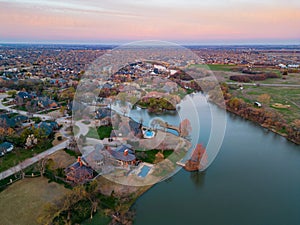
135 149 174 164
86 126 113 140
0 177 70 225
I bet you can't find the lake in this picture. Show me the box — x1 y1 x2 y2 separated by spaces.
131 93 300 225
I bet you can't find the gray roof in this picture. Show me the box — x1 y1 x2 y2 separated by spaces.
0 142 13 154
110 144 136 162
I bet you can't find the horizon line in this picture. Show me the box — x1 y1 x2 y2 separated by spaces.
1 41 300 47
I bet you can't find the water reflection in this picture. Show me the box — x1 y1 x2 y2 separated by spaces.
190 171 206 189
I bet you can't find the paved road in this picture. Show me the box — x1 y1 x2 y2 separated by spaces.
0 140 68 180
226 82 300 88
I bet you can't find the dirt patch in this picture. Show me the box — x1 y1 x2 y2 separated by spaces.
272 103 291 109
96 175 150 198
52 132 67 146
47 150 76 169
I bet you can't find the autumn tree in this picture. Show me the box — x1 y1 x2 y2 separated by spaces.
179 119 192 137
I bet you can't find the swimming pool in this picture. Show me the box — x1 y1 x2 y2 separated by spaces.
138 165 151 178
143 129 155 138
146 130 153 137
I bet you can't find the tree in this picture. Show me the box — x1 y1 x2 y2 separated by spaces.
38 157 49 177
60 106 67 115
291 119 300 129
7 90 17 98
85 180 99 219
179 119 192 137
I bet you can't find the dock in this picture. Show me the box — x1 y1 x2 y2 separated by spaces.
176 161 186 167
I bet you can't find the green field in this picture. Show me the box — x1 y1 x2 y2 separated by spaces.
190 64 237 71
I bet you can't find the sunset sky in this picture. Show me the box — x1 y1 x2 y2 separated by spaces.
0 0 299 44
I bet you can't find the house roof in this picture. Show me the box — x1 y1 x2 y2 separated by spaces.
0 114 28 127
0 142 13 153
95 107 111 119
34 121 58 135
110 144 136 162
17 91 33 99
109 150 136 162
11 115 28 124
37 97 57 108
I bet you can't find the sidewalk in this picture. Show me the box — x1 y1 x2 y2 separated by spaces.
0 140 68 180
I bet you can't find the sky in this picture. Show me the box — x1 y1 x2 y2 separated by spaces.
0 0 299 44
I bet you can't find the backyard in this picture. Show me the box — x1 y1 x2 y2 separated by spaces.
86 126 113 140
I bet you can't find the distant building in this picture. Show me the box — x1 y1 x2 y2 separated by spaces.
288 64 299 68
254 102 262 108
37 97 58 109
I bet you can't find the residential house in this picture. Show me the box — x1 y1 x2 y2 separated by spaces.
37 97 58 109
34 121 59 136
15 91 34 105
109 144 136 166
65 157 94 184
0 142 14 156
0 114 28 128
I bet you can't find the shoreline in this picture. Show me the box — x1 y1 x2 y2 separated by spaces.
212 100 299 145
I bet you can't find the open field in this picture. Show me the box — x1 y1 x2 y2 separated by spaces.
231 86 300 123
190 64 238 71
0 177 69 225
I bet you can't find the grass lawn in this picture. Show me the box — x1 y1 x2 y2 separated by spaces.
63 148 81 158
0 177 69 225
86 126 113 140
0 140 53 173
190 64 237 71
81 211 111 225
73 125 80 135
135 149 173 164
12 105 27 111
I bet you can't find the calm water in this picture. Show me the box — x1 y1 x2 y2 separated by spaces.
131 94 300 225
